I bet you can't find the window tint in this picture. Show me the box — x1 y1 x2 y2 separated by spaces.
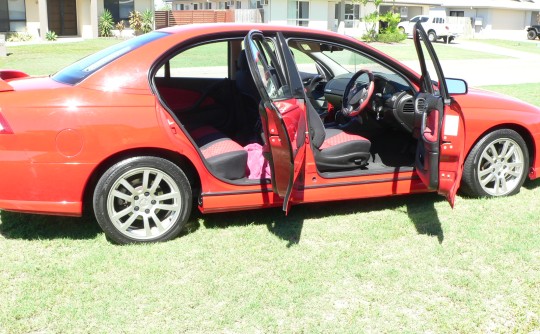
53 32 168 85
156 41 229 79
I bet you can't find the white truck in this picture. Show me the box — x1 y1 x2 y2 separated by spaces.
398 15 459 43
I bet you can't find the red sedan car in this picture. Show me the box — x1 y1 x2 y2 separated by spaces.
0 23 538 244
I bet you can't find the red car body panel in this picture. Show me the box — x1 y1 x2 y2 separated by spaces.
0 23 539 217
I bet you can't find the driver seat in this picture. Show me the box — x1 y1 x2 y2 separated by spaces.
307 99 371 172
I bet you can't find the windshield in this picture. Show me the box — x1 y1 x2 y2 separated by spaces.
290 40 409 84
53 32 168 85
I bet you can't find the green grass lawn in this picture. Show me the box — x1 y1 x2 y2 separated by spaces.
0 39 121 75
1 190 539 332
1 38 540 333
481 83 540 107
474 39 540 55
369 38 509 61
1 37 509 76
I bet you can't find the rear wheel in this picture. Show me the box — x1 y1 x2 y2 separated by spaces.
93 156 192 244
527 29 537 40
428 31 437 42
461 129 528 197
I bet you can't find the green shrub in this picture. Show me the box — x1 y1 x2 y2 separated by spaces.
115 20 125 38
141 9 154 34
377 31 407 43
6 32 33 42
129 11 143 33
129 10 153 35
99 9 114 37
45 30 57 41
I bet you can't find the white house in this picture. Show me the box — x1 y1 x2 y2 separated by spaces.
168 0 540 38
1 0 154 39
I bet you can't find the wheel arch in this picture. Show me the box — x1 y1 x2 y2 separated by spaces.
81 147 201 215
465 123 535 169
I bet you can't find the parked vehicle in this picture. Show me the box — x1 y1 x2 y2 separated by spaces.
1 22 538 244
398 15 459 43
526 25 540 40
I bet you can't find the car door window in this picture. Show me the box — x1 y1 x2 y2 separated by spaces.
156 41 229 79
246 37 290 100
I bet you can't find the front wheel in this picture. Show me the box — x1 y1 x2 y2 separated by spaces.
93 156 192 244
527 29 537 40
461 129 529 197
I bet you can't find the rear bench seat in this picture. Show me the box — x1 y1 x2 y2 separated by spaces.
189 126 248 180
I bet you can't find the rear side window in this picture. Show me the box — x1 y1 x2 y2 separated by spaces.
155 41 229 79
52 32 168 85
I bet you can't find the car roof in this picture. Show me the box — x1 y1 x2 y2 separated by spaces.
159 23 349 41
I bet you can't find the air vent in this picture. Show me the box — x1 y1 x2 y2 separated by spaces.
415 98 427 113
403 99 414 113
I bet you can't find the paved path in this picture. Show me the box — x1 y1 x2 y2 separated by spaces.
404 40 540 87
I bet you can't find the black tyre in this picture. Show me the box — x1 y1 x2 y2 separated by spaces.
527 29 537 40
93 156 192 244
428 31 437 42
461 129 528 197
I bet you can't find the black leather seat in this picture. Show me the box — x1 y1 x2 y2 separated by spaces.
189 126 247 180
307 100 371 172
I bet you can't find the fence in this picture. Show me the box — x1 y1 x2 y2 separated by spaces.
155 10 235 27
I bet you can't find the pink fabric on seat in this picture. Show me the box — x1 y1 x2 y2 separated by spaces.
244 143 271 180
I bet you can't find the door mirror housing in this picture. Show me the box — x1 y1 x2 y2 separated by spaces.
446 78 468 95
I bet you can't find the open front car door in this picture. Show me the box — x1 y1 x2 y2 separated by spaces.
244 30 308 213
412 22 466 207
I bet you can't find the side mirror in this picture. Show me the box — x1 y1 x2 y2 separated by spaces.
446 78 468 95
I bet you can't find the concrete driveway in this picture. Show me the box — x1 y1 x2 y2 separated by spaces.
402 40 540 87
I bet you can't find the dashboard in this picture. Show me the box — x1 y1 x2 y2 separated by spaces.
322 72 417 133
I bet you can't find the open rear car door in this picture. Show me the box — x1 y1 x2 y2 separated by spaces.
413 22 466 207
244 30 308 213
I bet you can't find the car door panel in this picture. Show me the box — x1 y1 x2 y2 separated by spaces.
244 30 307 212
413 22 465 206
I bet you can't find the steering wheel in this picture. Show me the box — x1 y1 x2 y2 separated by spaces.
341 69 375 117
306 74 324 98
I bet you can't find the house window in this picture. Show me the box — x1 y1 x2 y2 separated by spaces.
175 4 184 10
0 0 26 32
236 1 241 9
104 0 134 23
344 3 360 20
449 11 464 17
288 0 309 26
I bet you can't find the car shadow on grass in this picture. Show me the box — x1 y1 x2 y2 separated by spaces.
0 211 102 241
0 193 445 244
200 192 445 246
